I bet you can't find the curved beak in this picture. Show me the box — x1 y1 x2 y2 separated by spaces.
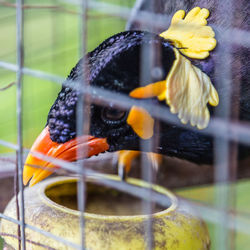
23 126 109 187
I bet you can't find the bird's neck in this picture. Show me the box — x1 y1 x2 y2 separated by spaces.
153 124 214 165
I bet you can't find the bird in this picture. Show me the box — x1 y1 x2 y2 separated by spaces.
23 6 249 187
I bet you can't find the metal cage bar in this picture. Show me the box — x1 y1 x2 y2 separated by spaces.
16 0 26 248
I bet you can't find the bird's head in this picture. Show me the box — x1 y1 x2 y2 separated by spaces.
23 31 179 186
23 7 219 186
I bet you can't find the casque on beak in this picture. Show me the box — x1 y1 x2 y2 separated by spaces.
23 126 109 187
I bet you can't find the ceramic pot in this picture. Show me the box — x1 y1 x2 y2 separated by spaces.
0 175 210 250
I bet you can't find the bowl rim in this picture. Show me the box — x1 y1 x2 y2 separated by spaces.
39 174 178 221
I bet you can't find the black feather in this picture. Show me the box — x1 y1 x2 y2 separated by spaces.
46 1 250 164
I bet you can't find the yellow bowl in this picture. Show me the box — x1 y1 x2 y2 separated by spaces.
1 175 210 250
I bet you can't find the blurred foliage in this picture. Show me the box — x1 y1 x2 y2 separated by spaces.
0 236 3 250
177 180 250 250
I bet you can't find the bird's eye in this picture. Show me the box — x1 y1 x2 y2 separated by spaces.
101 108 127 124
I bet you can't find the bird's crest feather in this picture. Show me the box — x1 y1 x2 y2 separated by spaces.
130 7 219 130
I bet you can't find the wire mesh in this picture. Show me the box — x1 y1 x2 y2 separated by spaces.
0 0 249 249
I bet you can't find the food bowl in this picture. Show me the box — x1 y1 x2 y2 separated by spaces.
0 175 210 249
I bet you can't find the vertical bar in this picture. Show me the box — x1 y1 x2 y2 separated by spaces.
139 44 158 249
77 0 89 249
16 0 26 249
214 1 235 250
15 152 21 250
138 1 159 249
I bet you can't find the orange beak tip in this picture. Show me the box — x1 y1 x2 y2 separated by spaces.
29 169 54 187
23 126 110 186
22 164 36 186
29 178 39 187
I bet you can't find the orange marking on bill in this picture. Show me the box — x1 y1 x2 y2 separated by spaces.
129 80 166 99
127 106 154 139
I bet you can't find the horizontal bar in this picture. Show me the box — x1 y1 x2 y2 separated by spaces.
0 1 248 47
64 81 250 147
0 213 81 249
59 0 250 47
1 59 250 146
0 61 64 84
1 183 250 238
178 197 250 236
0 213 22 226
0 81 250 149
0 139 19 150
0 59 250 146
1 144 250 236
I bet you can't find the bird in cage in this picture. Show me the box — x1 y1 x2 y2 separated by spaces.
22 5 249 187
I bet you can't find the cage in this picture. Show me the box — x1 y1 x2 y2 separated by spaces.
0 0 249 249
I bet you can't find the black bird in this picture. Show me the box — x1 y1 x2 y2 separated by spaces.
23 6 249 186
